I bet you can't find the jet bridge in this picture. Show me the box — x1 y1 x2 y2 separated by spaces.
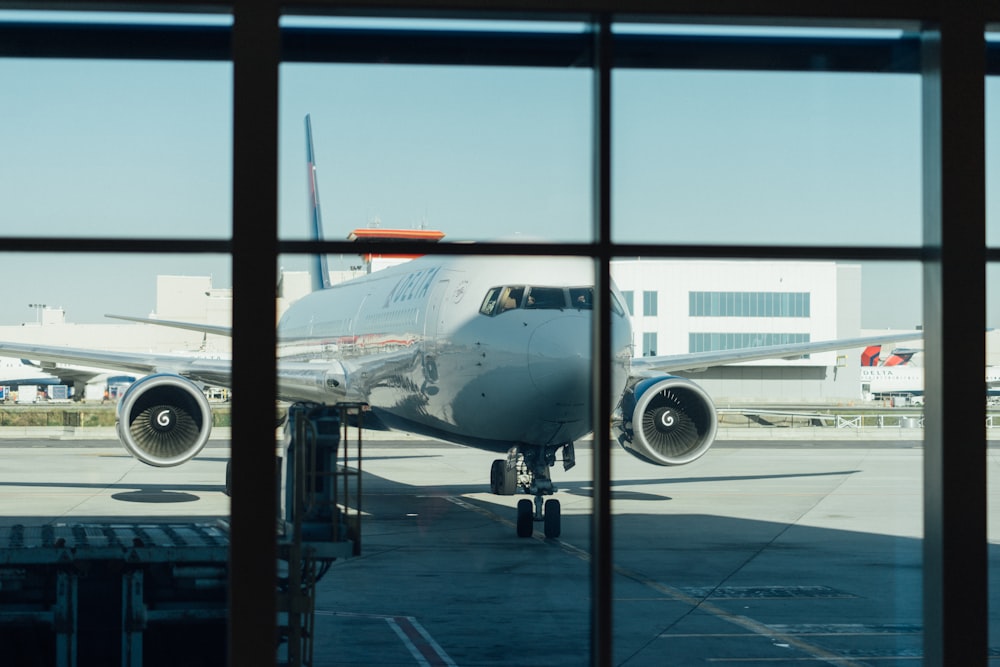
277 401 366 667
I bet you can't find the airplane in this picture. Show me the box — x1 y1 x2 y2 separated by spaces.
0 115 922 538
0 356 123 402
0 357 62 388
860 344 925 400
861 344 920 368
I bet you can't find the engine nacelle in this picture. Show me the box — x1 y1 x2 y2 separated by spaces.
614 375 718 466
116 373 213 467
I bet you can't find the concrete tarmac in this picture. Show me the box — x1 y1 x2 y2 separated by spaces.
1 435 999 665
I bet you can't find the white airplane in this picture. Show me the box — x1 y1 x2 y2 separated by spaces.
860 344 924 399
0 357 61 388
0 115 921 538
0 356 115 400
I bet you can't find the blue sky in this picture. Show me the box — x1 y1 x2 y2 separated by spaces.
1 14 995 329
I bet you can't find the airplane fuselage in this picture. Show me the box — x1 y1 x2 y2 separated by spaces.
0 358 60 387
277 255 633 450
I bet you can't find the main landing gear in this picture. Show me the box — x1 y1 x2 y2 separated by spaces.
490 442 575 539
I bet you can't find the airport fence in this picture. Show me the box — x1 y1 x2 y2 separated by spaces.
720 409 1000 432
0 404 231 428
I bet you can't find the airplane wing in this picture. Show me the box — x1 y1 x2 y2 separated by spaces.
0 341 232 388
629 331 922 376
0 339 349 405
19 359 106 387
105 314 232 337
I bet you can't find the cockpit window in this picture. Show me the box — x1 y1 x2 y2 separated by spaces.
501 286 525 311
569 288 593 309
480 285 526 315
525 287 566 309
480 287 502 315
481 286 605 316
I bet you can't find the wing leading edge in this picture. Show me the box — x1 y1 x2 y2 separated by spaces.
0 340 230 387
629 330 923 376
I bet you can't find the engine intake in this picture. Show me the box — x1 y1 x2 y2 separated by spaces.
116 374 213 467
614 376 717 466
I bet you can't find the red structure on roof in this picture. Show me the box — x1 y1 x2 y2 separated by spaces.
348 228 445 264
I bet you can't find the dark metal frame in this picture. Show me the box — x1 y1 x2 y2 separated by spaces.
0 2 991 664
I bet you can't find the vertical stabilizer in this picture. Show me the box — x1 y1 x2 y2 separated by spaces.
861 345 881 367
306 114 332 291
883 349 916 366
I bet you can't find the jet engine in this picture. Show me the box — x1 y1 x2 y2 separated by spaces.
614 376 718 466
116 373 213 467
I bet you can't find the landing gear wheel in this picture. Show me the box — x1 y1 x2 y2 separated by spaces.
516 498 534 538
490 459 516 495
543 498 561 539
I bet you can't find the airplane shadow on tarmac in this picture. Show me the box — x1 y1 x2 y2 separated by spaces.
300 459 1000 666
1 445 999 664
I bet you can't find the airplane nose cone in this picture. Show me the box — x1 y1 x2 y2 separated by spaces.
527 317 590 406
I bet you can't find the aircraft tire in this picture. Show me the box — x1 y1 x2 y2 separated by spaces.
490 459 516 495
543 498 561 539
490 459 504 494
516 499 533 538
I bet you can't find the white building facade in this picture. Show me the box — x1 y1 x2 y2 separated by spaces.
610 260 865 404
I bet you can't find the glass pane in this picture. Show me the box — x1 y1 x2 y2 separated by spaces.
990 264 1000 659
280 250 599 664
1 58 232 239
613 34 920 246
0 252 231 657
988 62 1000 247
612 258 924 663
987 49 999 664
279 61 591 247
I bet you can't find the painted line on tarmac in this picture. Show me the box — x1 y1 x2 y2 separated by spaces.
316 610 457 667
387 615 458 667
446 495 867 667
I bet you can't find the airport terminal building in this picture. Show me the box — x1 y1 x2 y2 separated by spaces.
0 260 920 405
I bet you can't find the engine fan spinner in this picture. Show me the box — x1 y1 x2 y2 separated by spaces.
615 375 718 466
116 373 214 467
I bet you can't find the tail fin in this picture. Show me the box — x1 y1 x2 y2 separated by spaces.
306 114 332 291
883 349 916 366
861 345 881 367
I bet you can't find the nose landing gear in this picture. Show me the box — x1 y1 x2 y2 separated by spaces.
491 442 574 539
516 497 561 539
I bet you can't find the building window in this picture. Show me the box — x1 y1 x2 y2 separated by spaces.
621 290 635 315
643 290 658 316
642 332 658 356
689 332 810 352
690 291 810 317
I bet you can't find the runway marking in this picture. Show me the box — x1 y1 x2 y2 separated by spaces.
316 610 458 667
446 495 869 667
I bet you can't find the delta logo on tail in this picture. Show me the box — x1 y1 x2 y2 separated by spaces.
860 344 924 401
862 345 919 368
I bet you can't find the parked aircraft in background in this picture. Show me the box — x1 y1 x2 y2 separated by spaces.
860 344 925 401
0 356 121 401
0 357 61 388
0 116 921 538
862 344 1000 403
